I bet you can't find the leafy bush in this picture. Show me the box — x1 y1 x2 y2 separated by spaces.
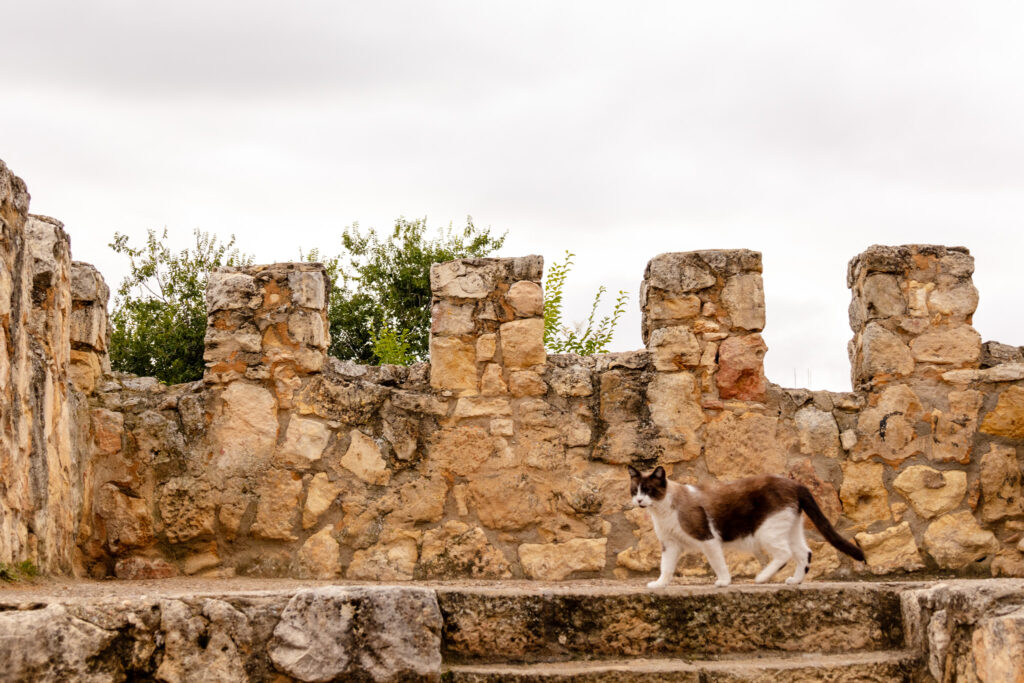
543 251 628 355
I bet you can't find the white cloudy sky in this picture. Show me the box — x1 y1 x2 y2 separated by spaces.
3 1 1023 390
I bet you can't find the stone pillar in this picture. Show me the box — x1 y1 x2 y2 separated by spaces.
641 250 766 402
204 263 330 388
68 262 110 395
847 245 981 391
428 256 545 396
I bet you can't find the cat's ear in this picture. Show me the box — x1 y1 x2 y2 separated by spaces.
627 465 641 479
652 466 666 481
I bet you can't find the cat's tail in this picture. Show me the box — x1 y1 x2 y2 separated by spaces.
796 485 865 561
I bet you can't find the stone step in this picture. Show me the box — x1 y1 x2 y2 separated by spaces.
443 649 921 682
437 583 907 664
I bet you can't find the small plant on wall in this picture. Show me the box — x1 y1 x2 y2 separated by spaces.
543 251 628 355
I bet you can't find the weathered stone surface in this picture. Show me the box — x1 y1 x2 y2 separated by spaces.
860 273 906 320
509 370 546 397
427 426 495 477
704 412 783 480
980 385 1024 439
548 361 593 397
518 537 607 580
298 526 342 579
454 396 512 419
479 363 507 395
892 466 967 519
645 252 717 293
469 472 555 530
340 430 391 486
92 408 123 455
0 604 118 681
431 300 475 336
268 586 442 682
209 382 278 475
388 476 449 525
206 271 259 312
854 384 926 464
794 406 840 459
721 272 765 331
979 443 1024 522
303 473 343 529
429 337 477 391
786 459 842 525
840 461 890 524
114 556 179 580
346 530 420 580
96 483 154 553
931 389 983 464
716 334 767 401
159 477 216 543
418 521 512 579
277 416 331 468
431 259 498 299
856 323 914 382
649 325 701 371
648 293 701 321
924 510 999 569
251 469 304 541
929 281 978 318
910 325 982 365
500 318 545 369
507 280 544 317
855 522 925 574
972 606 1024 683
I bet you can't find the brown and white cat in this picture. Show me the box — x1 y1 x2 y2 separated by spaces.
628 466 864 588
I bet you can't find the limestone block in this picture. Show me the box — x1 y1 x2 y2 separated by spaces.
649 325 701 371
479 363 508 395
268 586 442 681
427 426 495 477
277 416 331 469
892 466 967 519
840 429 857 451
303 473 344 529
648 293 701 322
388 476 449 525
928 281 978 319
860 273 906 320
509 370 546 397
794 406 840 459
647 371 703 446
418 521 512 579
787 459 842 525
469 472 555 530
182 546 221 575
475 333 497 362
910 325 982 365
250 469 303 541
972 607 1024 683
297 526 342 579
69 306 107 350
980 385 1024 439
69 348 102 394
158 477 216 544
346 530 420 580
429 337 477 391
979 443 1024 522
931 390 983 464
924 510 999 569
704 412 784 480
507 280 544 317
340 430 391 486
854 384 926 464
645 252 717 292
0 604 119 681
92 408 124 455
430 260 497 298
209 382 278 476
203 326 262 362
518 537 607 580
114 556 179 580
287 310 328 349
287 269 326 309
96 483 154 553
839 461 890 524
206 271 259 312
721 272 765 331
499 318 545 369
71 261 110 303
431 300 475 336
490 418 514 437
716 334 768 401
855 522 925 574
857 323 914 381
548 362 593 397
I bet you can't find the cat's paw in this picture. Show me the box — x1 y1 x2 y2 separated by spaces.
647 580 669 589
713 577 731 587
785 575 804 585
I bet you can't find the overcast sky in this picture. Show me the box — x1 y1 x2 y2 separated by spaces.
3 1 1023 390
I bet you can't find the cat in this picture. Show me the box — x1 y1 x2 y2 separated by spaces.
628 465 865 588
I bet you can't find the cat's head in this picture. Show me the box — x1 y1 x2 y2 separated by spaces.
628 465 667 508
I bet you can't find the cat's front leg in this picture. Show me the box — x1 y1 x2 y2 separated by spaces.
647 542 681 589
702 539 731 587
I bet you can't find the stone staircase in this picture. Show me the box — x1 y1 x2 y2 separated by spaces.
437 583 920 682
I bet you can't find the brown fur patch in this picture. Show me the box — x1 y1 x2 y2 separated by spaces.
698 475 799 542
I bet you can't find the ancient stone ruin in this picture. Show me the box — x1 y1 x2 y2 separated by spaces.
2 159 1024 680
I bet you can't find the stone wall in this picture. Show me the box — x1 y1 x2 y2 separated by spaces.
2 158 1023 582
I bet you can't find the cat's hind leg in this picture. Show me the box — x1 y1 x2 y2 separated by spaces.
647 542 681 589
785 514 813 585
754 509 796 584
